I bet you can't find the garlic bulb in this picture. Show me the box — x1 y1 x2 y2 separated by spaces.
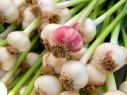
19 86 26 95
26 52 39 67
59 91 80 95
49 8 71 24
12 0 25 7
0 47 16 71
86 64 106 86
103 90 126 95
34 75 62 95
92 43 126 73
22 7 35 29
7 31 31 52
79 18 96 43
70 47 87 60
60 61 88 91
0 82 7 95
43 52 67 74
119 81 127 94
0 0 19 23
41 24 62 40
37 0 56 18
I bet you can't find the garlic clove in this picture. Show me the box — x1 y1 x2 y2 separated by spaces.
7 31 31 52
86 64 106 86
60 61 89 91
34 75 62 95
103 90 126 95
119 81 127 94
0 47 16 71
79 18 96 43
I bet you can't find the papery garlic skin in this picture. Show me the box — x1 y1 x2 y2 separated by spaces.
0 82 7 95
7 31 31 52
60 91 80 95
86 64 106 86
41 24 62 40
0 0 19 23
103 90 126 95
60 61 88 91
43 52 67 74
70 47 87 60
19 86 26 95
37 0 56 18
79 18 96 43
26 52 39 67
34 75 62 95
22 7 35 29
92 43 126 73
0 47 16 71
119 81 127 94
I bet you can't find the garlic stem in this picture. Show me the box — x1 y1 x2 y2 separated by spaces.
23 16 42 36
8 51 45 95
70 3 85 16
65 0 98 26
56 0 89 9
0 35 39 83
110 22 121 45
94 0 126 25
121 28 127 48
106 73 117 91
23 67 42 95
80 3 127 65
0 23 19 40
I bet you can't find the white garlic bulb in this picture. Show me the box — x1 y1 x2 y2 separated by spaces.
86 63 106 86
26 52 39 67
59 91 80 95
22 7 35 29
37 0 56 18
0 0 19 23
92 43 126 73
34 75 62 95
103 90 126 95
0 47 16 71
119 81 127 94
60 61 89 91
0 82 7 95
41 24 62 40
7 31 31 52
79 18 96 43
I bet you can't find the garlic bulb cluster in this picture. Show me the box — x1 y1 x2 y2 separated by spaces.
59 91 80 95
92 43 126 73
103 90 126 95
34 75 62 95
7 31 31 52
43 52 67 74
79 18 96 43
22 7 35 29
0 47 16 71
0 0 19 23
86 64 106 86
37 0 56 18
119 81 127 94
60 61 88 91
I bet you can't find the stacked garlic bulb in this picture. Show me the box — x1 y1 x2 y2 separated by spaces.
0 47 16 71
0 0 19 23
